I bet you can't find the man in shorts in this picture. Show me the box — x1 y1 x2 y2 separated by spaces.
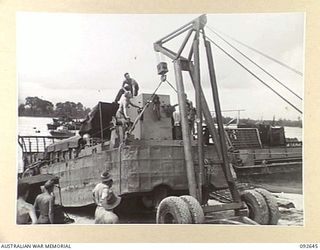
92 171 121 224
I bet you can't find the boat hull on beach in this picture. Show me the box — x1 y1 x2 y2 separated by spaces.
234 147 302 193
38 136 302 207
226 126 302 192
40 139 226 207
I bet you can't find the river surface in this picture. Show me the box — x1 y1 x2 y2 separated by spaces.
18 116 54 136
18 116 303 141
18 116 304 225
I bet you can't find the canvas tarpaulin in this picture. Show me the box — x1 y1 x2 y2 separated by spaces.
79 102 119 139
46 135 82 152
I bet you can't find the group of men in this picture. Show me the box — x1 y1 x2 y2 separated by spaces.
114 73 196 133
17 171 121 225
16 73 138 225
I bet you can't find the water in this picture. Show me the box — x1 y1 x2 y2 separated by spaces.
284 126 302 141
18 116 54 136
18 116 303 141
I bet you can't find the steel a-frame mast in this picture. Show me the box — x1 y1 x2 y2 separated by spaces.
154 14 241 205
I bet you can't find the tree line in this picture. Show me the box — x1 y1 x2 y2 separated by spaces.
18 97 91 119
215 117 302 128
18 96 302 127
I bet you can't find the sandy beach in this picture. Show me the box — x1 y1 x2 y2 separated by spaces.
65 192 303 225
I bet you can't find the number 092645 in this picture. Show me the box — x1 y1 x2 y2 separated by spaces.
300 244 318 248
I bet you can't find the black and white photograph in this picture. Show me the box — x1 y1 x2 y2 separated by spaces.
17 13 304 226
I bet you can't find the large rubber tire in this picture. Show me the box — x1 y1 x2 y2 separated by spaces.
180 195 205 224
255 188 280 225
240 189 269 225
156 196 192 224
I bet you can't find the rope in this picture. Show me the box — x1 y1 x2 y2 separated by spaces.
206 27 302 101
203 34 302 114
90 123 113 138
206 26 303 77
128 80 164 135
92 78 170 139
165 79 178 93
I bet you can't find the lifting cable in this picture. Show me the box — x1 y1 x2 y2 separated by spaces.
206 26 303 77
92 78 176 138
128 80 164 135
203 34 302 114
206 27 302 101
90 123 113 138
165 79 178 93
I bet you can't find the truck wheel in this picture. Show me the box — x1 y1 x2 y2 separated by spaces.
180 195 205 224
255 188 280 225
240 189 269 225
156 196 192 224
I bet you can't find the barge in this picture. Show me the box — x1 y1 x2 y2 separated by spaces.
18 14 302 224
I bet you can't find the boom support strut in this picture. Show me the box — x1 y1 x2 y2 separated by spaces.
154 14 241 204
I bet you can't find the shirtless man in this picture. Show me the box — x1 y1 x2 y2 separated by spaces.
34 179 55 224
114 73 139 103
116 84 141 120
17 182 37 224
92 171 121 224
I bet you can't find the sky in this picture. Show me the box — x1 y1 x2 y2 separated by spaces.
17 13 304 120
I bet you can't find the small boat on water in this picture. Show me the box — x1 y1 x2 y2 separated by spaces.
47 118 82 131
49 126 76 137
47 118 61 130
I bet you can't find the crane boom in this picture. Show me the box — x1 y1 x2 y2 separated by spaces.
154 14 242 203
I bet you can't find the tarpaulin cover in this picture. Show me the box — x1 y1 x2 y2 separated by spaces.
79 102 119 139
47 135 82 152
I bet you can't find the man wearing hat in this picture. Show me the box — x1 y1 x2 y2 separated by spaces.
34 179 55 224
92 171 121 224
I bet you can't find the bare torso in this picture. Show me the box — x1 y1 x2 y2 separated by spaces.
34 192 55 224
17 198 37 224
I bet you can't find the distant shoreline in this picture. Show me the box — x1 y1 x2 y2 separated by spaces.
18 115 302 128
18 115 55 118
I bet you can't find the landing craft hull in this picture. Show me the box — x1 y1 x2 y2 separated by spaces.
38 140 302 207
234 146 303 193
40 140 225 207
